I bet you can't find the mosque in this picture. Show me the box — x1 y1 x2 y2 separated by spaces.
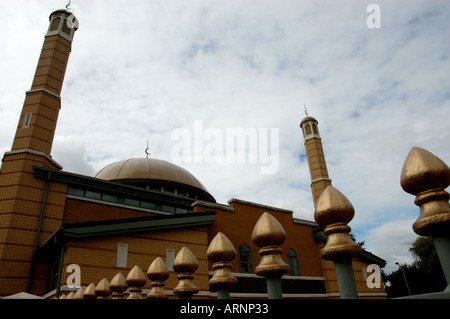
0 8 386 299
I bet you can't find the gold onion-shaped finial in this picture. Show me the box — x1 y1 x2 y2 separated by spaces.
110 272 128 299
400 146 450 236
95 278 111 299
314 186 361 261
83 283 97 299
147 257 170 299
126 265 147 299
207 232 237 287
252 212 290 277
66 291 74 299
72 287 84 299
173 247 199 298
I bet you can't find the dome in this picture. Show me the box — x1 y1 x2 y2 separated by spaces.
94 158 215 202
300 116 318 126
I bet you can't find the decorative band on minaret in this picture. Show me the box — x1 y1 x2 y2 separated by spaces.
300 116 332 207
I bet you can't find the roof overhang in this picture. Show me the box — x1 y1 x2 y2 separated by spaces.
39 211 216 254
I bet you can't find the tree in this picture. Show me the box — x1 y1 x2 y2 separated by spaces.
409 236 446 291
349 232 365 247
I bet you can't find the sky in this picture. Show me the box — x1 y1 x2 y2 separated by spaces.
0 0 449 275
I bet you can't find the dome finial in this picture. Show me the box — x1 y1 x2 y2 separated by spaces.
145 139 151 158
304 104 309 117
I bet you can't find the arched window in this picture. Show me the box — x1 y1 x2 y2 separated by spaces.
287 249 299 276
238 243 253 273
50 17 61 32
305 124 312 135
312 123 319 135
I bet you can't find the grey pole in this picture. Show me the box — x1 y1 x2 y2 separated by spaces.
432 236 450 292
334 260 358 299
395 262 411 296
266 276 283 299
217 287 230 299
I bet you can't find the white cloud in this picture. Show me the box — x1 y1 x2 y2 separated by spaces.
52 136 96 176
363 218 419 274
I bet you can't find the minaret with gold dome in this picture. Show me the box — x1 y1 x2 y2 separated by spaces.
300 112 332 207
0 8 78 295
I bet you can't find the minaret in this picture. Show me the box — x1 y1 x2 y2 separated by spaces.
0 9 78 296
300 114 332 207
11 9 78 154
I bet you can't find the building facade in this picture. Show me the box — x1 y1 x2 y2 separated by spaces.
0 8 386 299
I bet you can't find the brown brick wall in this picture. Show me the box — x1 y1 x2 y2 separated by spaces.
31 35 71 95
0 151 66 296
194 200 324 278
59 227 210 294
63 198 160 224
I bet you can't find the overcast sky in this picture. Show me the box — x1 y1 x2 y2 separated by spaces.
1 0 449 275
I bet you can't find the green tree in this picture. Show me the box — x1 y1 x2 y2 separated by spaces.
409 236 446 291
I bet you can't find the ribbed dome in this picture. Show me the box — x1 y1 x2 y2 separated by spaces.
94 158 214 201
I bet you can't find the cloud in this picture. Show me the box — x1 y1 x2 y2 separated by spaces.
52 136 96 176
363 218 419 274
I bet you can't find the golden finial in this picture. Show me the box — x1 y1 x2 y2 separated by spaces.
252 212 290 277
66 291 74 299
95 278 111 299
72 287 84 299
314 186 361 260
126 265 147 299
147 257 170 299
83 283 97 299
173 247 199 299
400 146 450 236
110 272 128 299
207 232 237 288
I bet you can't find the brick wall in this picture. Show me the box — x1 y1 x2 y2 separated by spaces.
59 226 210 295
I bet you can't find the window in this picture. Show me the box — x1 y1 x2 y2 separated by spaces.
85 190 102 200
175 208 188 214
22 113 32 129
141 201 156 210
238 243 253 273
45 253 62 293
287 249 299 276
312 123 319 135
305 124 312 135
162 205 175 213
102 193 118 203
163 185 174 193
166 249 175 271
67 187 84 197
61 18 71 35
117 244 128 268
124 198 140 207
50 17 61 31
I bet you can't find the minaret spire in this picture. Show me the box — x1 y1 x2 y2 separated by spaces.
0 8 78 296
300 113 332 208
145 140 151 158
11 8 78 155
